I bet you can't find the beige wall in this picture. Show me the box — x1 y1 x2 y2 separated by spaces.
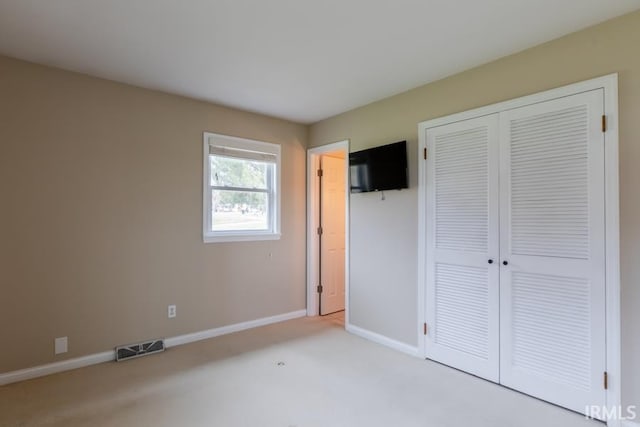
0 55 308 373
310 10 640 407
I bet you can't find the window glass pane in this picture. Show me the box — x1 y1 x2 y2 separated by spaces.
211 190 269 231
210 155 268 189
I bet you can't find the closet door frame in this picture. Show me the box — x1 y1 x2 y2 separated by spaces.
417 74 620 425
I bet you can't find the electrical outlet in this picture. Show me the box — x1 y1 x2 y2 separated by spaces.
168 305 176 318
55 337 68 354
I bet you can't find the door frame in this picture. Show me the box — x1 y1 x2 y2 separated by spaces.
417 74 620 425
306 140 350 323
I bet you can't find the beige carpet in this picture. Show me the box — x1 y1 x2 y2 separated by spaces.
0 315 601 427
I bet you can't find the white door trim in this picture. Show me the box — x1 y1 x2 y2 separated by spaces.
417 74 620 426
306 140 350 325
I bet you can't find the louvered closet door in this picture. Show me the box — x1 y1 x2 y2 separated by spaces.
425 115 500 382
499 90 606 413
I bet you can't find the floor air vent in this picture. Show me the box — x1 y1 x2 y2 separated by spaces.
116 339 165 362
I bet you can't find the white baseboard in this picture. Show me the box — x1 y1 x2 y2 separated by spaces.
164 309 307 347
0 309 307 386
0 350 115 386
346 323 420 357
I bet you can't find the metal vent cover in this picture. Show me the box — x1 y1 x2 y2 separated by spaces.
115 339 165 362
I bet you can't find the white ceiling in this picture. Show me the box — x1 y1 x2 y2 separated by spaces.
0 1 638 124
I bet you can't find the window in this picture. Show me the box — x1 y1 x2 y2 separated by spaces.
203 132 281 242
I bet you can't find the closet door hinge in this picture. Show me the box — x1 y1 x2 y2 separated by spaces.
604 371 608 390
317 284 323 294
317 169 323 177
317 226 323 235
423 323 428 335
423 147 428 160
602 115 607 133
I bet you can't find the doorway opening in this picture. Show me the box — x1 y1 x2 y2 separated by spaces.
307 141 349 324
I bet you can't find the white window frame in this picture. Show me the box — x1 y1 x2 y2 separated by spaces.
203 132 281 243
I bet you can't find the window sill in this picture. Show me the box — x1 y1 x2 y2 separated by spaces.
203 232 281 243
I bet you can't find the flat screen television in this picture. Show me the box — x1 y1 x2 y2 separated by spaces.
349 140 408 193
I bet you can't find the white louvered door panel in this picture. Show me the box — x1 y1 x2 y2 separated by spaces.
425 115 500 382
499 90 606 415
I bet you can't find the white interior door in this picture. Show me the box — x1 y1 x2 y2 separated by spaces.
320 154 346 315
425 115 500 382
498 90 606 414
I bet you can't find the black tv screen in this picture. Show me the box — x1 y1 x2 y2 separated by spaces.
349 141 408 193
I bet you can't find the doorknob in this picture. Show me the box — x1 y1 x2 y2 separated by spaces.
503 260 509 266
